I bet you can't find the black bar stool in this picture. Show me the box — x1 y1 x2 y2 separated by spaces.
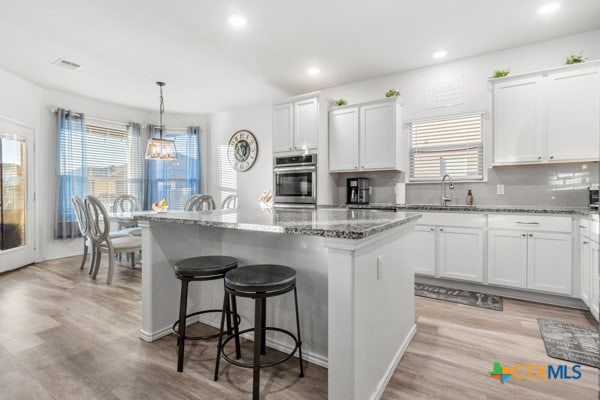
214 264 304 400
172 255 242 372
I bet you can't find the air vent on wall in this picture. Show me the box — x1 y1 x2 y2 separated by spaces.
51 58 81 70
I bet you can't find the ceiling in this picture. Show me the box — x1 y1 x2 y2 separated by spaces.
1 0 599 114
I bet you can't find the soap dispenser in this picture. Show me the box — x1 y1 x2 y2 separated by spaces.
466 189 474 206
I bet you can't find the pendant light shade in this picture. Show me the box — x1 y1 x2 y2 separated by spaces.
145 82 177 160
144 138 177 159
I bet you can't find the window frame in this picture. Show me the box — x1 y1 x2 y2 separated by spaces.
407 112 486 183
83 119 135 211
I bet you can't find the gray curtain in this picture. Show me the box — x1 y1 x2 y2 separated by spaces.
127 122 145 208
187 126 202 194
55 109 87 239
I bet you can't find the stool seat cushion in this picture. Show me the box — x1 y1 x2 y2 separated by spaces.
174 256 238 278
225 264 296 293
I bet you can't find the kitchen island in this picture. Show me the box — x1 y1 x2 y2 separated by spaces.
136 207 421 400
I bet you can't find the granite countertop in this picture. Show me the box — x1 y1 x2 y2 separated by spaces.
332 203 595 216
135 207 421 239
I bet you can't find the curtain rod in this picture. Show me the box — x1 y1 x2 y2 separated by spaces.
51 107 197 131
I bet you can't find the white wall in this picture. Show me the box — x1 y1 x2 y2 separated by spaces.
207 104 273 208
204 29 600 204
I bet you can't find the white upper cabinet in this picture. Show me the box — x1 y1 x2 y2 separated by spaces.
329 107 359 171
329 97 404 172
360 101 398 170
273 103 294 153
273 93 329 154
547 68 600 162
493 77 544 164
294 97 319 151
491 62 600 165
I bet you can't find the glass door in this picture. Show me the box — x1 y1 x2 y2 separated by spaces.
0 120 35 272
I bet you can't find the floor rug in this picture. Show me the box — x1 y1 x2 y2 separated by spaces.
537 318 600 368
414 283 503 311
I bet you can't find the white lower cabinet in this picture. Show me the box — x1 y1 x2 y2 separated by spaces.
408 225 436 276
527 232 572 295
487 230 528 288
438 227 484 282
487 230 572 295
579 237 591 307
590 240 599 320
410 221 484 283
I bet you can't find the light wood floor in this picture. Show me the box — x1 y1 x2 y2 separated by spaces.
0 256 597 400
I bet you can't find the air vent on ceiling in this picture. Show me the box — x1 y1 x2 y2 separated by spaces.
51 58 81 70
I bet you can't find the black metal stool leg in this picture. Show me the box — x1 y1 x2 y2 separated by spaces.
214 291 229 381
177 279 189 373
253 297 264 400
230 294 242 359
294 287 305 378
260 295 267 355
225 292 233 335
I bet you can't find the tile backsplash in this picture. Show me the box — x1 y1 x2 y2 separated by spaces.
333 163 599 207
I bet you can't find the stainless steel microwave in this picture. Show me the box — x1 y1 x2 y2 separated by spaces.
273 154 317 207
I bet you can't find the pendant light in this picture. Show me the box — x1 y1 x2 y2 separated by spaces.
145 81 177 160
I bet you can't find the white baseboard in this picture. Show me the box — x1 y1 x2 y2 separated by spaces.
197 315 329 369
370 324 417 400
138 315 328 369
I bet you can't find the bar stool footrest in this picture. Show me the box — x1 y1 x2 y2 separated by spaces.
220 327 301 369
172 309 241 341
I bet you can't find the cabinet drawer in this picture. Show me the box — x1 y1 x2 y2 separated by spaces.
417 212 485 228
488 214 572 233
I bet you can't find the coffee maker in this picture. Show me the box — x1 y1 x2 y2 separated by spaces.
347 178 370 204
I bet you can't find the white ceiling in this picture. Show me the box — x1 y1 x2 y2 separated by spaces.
1 0 599 114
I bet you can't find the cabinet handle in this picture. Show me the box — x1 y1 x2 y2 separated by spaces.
529 234 533 237
583 241 589 245
550 156 554 160
289 147 292 151
521 234 526 237
439 228 444 232
430 228 435 232
537 156 542 160
517 222 539 225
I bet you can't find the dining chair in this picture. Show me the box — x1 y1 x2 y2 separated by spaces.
85 195 142 284
221 194 238 210
71 195 93 272
185 194 216 211
113 194 142 231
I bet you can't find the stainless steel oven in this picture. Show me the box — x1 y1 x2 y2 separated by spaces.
273 154 317 207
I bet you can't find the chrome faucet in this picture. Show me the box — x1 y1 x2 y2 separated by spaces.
441 174 454 206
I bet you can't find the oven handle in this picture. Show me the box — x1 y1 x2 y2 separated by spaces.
273 165 317 173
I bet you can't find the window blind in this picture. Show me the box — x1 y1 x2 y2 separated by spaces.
409 113 483 181
84 124 138 210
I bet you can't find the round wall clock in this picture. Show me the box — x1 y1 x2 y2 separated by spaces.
228 129 258 172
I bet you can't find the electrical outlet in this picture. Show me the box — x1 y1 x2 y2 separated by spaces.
377 256 384 280
496 184 505 195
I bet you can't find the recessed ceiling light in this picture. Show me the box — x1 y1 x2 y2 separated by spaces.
228 15 247 28
432 50 448 59
307 67 321 75
538 3 560 14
